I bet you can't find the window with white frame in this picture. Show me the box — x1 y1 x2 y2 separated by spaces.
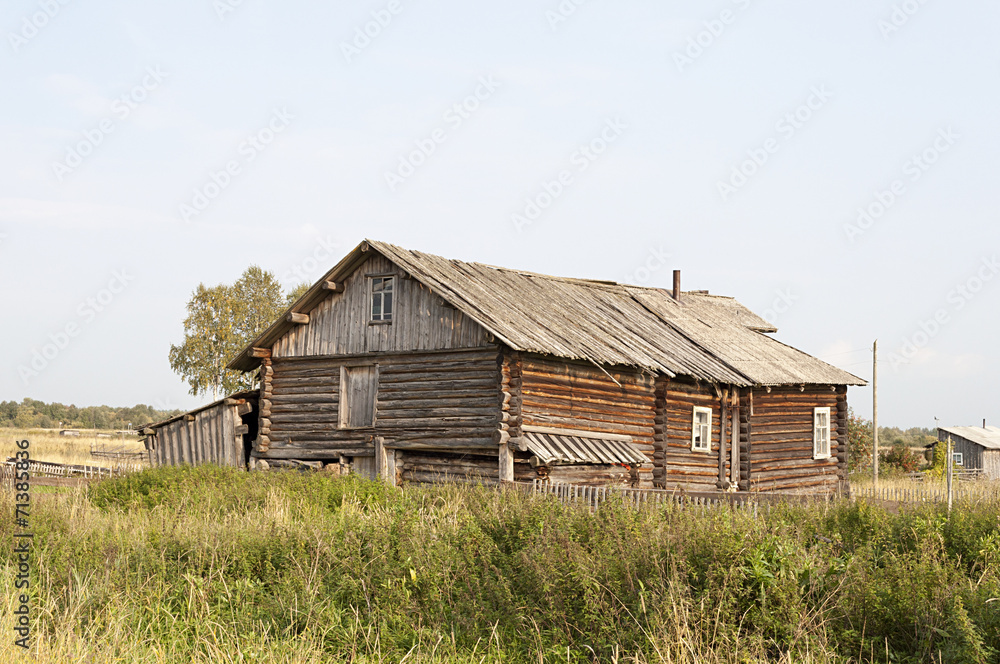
813 407 831 459
370 276 394 322
953 452 963 467
691 406 712 452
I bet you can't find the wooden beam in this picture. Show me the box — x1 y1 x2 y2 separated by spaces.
322 280 344 293
521 424 633 443
184 414 195 422
287 312 310 324
250 348 271 359
499 443 514 483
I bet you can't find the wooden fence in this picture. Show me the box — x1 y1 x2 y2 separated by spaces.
851 483 999 504
523 480 833 512
526 480 999 510
0 457 145 490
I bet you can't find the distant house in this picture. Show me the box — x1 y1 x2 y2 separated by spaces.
215 240 864 494
937 426 1000 480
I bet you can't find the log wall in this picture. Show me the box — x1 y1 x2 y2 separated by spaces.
516 354 656 487
144 394 256 468
255 347 502 465
397 450 499 485
655 378 733 492
273 253 492 358
744 385 843 494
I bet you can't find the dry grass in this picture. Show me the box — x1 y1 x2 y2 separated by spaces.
0 428 146 468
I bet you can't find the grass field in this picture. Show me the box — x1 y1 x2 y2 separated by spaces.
1 428 146 468
0 467 997 663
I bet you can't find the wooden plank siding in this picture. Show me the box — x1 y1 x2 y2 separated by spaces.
949 435 1000 479
257 347 502 464
745 386 844 493
272 253 492 359
145 398 251 468
515 354 656 488
655 378 733 492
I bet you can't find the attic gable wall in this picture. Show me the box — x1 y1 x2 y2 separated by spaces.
272 253 493 358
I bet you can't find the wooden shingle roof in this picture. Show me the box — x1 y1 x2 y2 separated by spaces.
229 239 865 387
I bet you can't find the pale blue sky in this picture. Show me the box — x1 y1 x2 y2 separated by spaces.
2 0 997 427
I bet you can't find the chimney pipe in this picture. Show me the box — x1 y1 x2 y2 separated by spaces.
672 270 681 301
984 419 987 429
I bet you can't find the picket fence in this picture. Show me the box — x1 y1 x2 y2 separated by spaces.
0 457 145 490
522 479 832 512
526 479 999 510
851 483 999 504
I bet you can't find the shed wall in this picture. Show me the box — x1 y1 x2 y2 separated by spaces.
145 399 249 468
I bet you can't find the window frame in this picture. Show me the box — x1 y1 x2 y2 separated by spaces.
813 407 831 460
953 452 963 466
369 275 394 324
691 406 712 453
338 364 379 430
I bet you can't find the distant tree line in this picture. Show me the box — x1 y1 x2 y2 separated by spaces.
0 398 182 430
848 408 938 474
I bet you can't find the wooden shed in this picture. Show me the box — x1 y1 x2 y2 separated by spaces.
227 240 864 494
937 426 1000 480
140 391 258 468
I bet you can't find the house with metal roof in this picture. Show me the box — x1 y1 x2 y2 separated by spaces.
937 425 1000 480
223 239 864 493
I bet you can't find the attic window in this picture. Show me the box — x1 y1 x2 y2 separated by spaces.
371 276 393 322
813 407 831 459
691 407 712 452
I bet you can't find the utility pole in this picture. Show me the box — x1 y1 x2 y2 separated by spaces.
873 340 879 486
946 434 954 514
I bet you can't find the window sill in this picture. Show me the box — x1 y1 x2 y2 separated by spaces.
813 454 832 461
691 447 712 454
368 320 393 326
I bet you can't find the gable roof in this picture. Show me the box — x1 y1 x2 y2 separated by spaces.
228 240 865 387
939 426 1000 451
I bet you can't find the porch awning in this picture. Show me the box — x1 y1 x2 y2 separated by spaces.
522 427 647 466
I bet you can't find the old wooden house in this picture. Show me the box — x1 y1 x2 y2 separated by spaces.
223 240 864 493
937 425 1000 480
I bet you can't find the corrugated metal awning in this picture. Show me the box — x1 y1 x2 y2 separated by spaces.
523 430 647 466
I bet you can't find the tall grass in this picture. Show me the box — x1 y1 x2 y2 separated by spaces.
1 428 146 468
0 467 998 663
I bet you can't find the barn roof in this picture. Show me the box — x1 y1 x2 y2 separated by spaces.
138 390 258 432
229 240 865 387
939 426 1000 450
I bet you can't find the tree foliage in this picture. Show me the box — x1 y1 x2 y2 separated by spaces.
169 266 292 400
286 282 311 306
882 442 922 474
847 408 873 472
